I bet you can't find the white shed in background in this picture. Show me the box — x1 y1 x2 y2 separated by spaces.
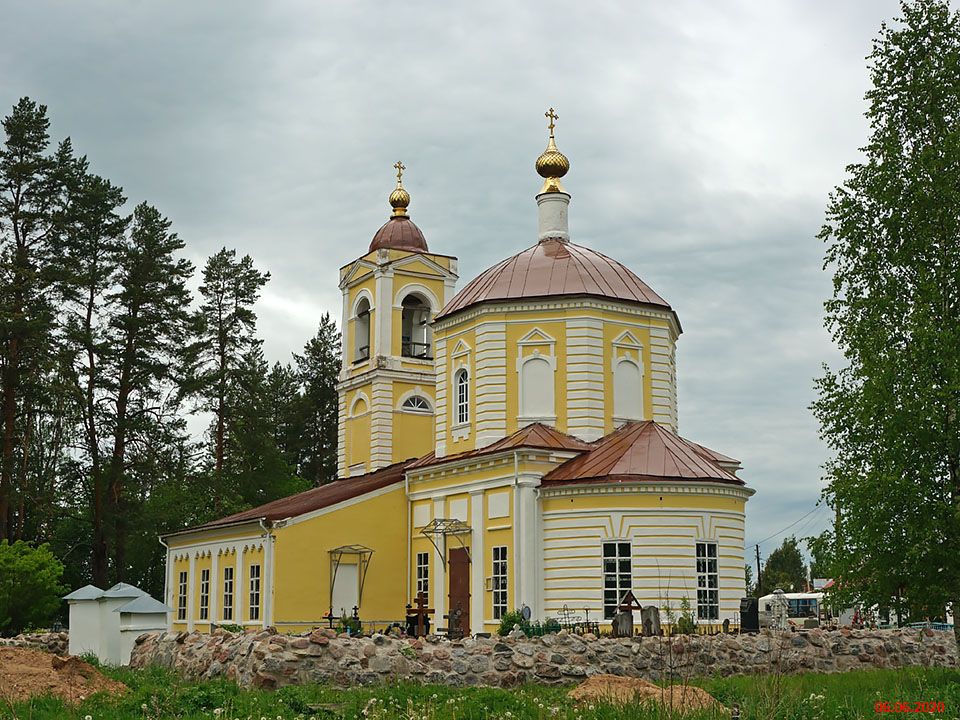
63 582 170 665
115 595 171 666
63 584 105 657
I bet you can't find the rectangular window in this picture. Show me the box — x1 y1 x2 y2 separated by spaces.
222 566 234 621
177 570 187 621
602 541 632 619
249 564 261 621
455 370 469 425
492 546 508 620
696 541 719 621
199 568 210 621
416 552 429 596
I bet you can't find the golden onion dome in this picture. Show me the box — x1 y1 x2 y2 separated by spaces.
536 108 569 193
389 160 410 216
389 185 410 215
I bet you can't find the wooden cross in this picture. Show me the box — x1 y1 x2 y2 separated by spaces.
617 590 643 614
322 606 336 629
545 107 558 136
394 160 405 185
409 591 434 637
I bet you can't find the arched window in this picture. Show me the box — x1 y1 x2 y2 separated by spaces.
613 359 643 421
455 369 470 425
401 294 432 359
519 356 555 421
401 395 432 413
354 297 371 362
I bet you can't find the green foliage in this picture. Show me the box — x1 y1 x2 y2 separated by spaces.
759 537 806 595
497 609 562 637
813 0 960 642
675 596 696 635
2 665 959 720
0 540 65 636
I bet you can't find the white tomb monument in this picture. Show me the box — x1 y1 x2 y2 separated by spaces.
63 582 171 665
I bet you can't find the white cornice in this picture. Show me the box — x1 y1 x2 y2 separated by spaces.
434 297 681 338
540 480 755 501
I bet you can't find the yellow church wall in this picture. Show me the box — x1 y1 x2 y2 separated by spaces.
343 274 377 374
270 483 408 631
392 378 435 463
504 319 568 436
540 486 748 623
343 386 372 473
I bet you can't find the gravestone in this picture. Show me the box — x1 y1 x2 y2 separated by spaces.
611 590 642 638
640 605 661 636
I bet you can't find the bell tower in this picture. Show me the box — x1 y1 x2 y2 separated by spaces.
336 163 458 476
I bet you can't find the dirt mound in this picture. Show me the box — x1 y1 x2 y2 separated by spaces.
0 647 126 705
568 674 724 715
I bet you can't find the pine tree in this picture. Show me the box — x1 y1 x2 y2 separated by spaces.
0 99 64 540
294 313 341 485
99 203 194 580
192 248 269 512
813 0 960 644
759 537 806 595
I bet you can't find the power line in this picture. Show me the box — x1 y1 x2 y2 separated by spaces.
748 503 824 548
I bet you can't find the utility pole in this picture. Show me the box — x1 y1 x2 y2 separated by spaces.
755 545 762 596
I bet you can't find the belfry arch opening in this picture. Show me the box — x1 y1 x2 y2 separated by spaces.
354 297 371 363
401 293 432 359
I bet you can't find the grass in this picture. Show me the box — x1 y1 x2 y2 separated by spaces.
1 665 959 720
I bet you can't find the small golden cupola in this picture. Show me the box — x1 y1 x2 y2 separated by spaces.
535 108 571 242
536 107 570 194
369 160 429 253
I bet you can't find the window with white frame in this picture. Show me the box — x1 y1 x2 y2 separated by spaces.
222 566 234 621
177 570 187 621
199 568 210 621
455 369 469 425
602 541 632 619
416 552 429 596
696 541 719 620
492 546 508 619
249 564 261 621
402 395 431 413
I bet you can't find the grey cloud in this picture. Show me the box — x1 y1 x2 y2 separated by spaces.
1 0 906 561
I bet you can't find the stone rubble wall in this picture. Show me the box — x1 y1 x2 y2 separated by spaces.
129 627 958 689
0 631 69 656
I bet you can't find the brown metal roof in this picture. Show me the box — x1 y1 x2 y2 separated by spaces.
369 216 429 253
197 459 416 529
543 421 743 486
408 422 591 470
435 239 672 320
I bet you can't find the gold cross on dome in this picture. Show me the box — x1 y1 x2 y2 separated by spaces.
394 160 405 186
545 108 559 137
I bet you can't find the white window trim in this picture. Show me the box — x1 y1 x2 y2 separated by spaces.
516 350 558 426
602 539 633 620
695 540 720 622
397 387 434 414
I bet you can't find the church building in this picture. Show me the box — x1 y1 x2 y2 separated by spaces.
161 111 755 636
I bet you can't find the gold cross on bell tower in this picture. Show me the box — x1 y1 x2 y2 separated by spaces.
545 107 559 138
394 160 405 187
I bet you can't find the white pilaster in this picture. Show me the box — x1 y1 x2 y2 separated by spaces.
513 477 539 616
187 553 196 632
470 490 485 634
375 268 394 357
235 549 244 624
263 532 274 627
210 552 219 624
432 496 447 623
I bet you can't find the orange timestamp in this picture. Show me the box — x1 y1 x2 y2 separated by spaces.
874 701 945 714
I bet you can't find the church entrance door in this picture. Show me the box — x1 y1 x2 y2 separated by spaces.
447 547 470 637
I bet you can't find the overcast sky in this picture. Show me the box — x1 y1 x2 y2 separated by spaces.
2 1 908 565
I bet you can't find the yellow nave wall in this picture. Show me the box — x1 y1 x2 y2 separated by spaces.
271 483 407 630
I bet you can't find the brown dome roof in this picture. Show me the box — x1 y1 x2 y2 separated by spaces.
436 239 672 320
369 216 429 253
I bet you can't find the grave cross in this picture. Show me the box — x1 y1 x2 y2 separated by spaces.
617 590 643 614
322 606 336 629
408 591 434 637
